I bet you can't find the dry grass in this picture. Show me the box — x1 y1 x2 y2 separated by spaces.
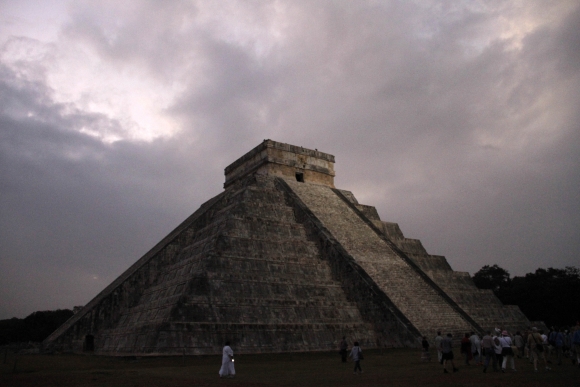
1 348 579 387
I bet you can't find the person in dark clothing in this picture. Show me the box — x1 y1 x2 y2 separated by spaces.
339 336 348 363
440 333 458 373
421 336 431 362
482 331 498 373
461 333 472 365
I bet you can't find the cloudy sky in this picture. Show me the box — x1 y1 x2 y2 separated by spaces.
1 0 579 320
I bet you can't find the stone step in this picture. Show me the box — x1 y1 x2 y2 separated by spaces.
214 235 321 258
284 179 476 339
172 304 365 324
206 280 347 300
221 218 310 240
211 254 330 267
204 258 332 277
384 221 532 333
204 273 338 286
99 320 378 354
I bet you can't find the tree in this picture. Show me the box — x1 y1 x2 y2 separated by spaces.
472 264 511 294
472 265 580 328
0 309 73 345
507 267 580 327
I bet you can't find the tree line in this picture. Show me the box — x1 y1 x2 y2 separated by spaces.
0 309 73 345
472 265 580 328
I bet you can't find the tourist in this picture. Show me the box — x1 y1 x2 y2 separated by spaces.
514 331 525 359
540 329 551 363
481 330 498 373
493 329 503 369
349 341 363 374
435 331 443 364
523 327 532 360
572 323 580 367
460 333 471 365
499 330 516 372
469 331 482 364
528 327 550 372
440 333 458 373
339 336 348 363
551 327 564 365
421 336 431 362
219 341 236 378
563 329 571 359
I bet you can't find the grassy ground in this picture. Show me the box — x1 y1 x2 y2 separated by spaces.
1 348 578 387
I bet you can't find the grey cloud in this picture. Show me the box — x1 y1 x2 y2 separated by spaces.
0 63 223 318
1 1 579 318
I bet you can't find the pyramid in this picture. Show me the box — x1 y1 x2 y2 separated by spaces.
44 140 531 355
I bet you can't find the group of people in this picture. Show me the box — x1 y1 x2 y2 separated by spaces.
340 336 364 374
432 323 580 374
219 336 365 378
217 324 580 378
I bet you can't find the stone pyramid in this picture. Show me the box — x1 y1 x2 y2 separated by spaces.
44 140 531 355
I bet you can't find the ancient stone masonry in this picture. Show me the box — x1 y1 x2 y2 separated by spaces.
373 222 532 332
224 140 335 188
44 140 532 356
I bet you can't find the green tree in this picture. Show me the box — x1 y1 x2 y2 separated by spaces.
0 309 73 345
507 267 580 327
473 265 580 327
472 264 511 294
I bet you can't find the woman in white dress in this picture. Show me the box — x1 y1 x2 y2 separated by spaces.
219 341 235 378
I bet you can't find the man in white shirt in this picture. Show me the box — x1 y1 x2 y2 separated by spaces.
469 332 482 365
435 331 443 364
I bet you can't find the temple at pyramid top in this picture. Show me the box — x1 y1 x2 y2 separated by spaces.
224 139 336 188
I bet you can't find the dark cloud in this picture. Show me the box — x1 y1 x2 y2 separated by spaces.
0 63 223 318
1 1 579 318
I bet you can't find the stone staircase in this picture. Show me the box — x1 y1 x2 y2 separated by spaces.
282 179 479 342
374 221 532 333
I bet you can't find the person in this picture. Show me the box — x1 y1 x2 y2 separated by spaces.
572 324 580 367
528 327 551 372
219 341 235 378
553 327 564 365
469 332 482 365
481 331 498 373
493 329 503 369
440 333 458 374
514 331 525 359
460 333 471 365
339 336 348 363
563 329 571 359
421 336 431 362
499 330 516 372
435 331 443 364
523 328 532 360
540 329 551 363
349 341 363 374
